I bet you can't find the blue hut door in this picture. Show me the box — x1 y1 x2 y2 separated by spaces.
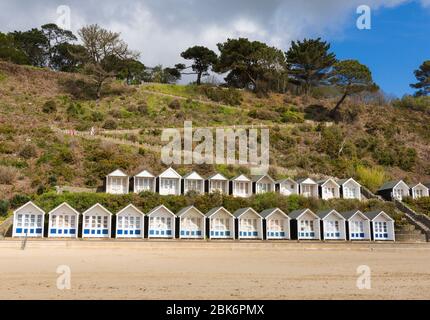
374 221 388 239
15 214 43 236
117 216 142 237
350 220 365 239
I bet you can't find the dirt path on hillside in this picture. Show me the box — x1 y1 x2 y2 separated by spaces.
0 243 429 300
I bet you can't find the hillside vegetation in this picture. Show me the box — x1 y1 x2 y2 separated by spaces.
0 61 429 206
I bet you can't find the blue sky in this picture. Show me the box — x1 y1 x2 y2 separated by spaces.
330 2 430 97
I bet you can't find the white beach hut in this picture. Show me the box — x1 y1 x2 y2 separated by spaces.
133 170 156 193
317 209 346 240
410 183 429 199
182 171 205 195
176 206 206 239
115 204 145 238
276 178 299 197
106 169 129 195
297 178 319 198
207 173 230 194
337 178 362 201
364 211 396 241
48 203 79 238
318 178 341 200
158 167 182 196
82 204 112 238
13 201 45 238
252 175 276 194
234 208 263 240
230 174 253 198
206 207 235 239
340 210 371 241
289 209 321 240
147 205 176 238
260 208 291 240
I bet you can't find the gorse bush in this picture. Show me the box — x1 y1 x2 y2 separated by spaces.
198 86 242 106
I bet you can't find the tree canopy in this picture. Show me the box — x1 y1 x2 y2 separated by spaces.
410 60 430 96
329 59 378 120
215 38 286 92
180 46 218 85
286 38 337 95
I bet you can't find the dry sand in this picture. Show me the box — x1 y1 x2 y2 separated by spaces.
0 240 430 300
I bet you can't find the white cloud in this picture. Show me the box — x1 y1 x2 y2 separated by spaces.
0 0 427 69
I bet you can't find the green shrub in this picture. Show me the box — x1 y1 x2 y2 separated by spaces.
91 111 105 122
0 200 9 217
248 109 279 121
168 99 181 110
199 86 242 106
102 119 118 130
393 95 430 112
281 109 305 123
10 194 31 209
355 165 387 192
42 100 57 113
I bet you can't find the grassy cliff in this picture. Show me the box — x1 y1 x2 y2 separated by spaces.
0 61 429 203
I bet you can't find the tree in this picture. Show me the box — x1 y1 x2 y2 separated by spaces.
11 28 48 66
286 38 337 95
410 60 430 96
143 65 182 84
50 43 86 72
77 24 139 98
0 32 29 65
329 60 378 119
41 23 77 69
180 46 218 85
215 38 286 92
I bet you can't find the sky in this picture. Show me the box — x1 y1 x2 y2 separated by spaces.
0 0 429 96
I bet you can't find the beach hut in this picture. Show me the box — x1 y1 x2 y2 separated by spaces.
133 170 156 193
276 178 299 197
176 206 206 239
364 211 395 241
337 178 362 201
260 208 290 240
297 178 319 198
157 167 182 196
206 173 230 194
377 180 410 201
289 209 321 240
410 183 429 199
317 209 346 240
12 201 45 238
147 205 176 238
106 169 129 194
234 208 263 240
252 175 276 194
206 207 235 239
182 171 205 195
48 203 80 238
340 210 371 241
115 204 145 239
318 178 341 200
230 174 253 198
82 204 112 238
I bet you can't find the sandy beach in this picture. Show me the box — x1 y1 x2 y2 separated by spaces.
0 240 430 300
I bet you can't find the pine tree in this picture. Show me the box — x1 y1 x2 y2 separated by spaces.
410 60 430 96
